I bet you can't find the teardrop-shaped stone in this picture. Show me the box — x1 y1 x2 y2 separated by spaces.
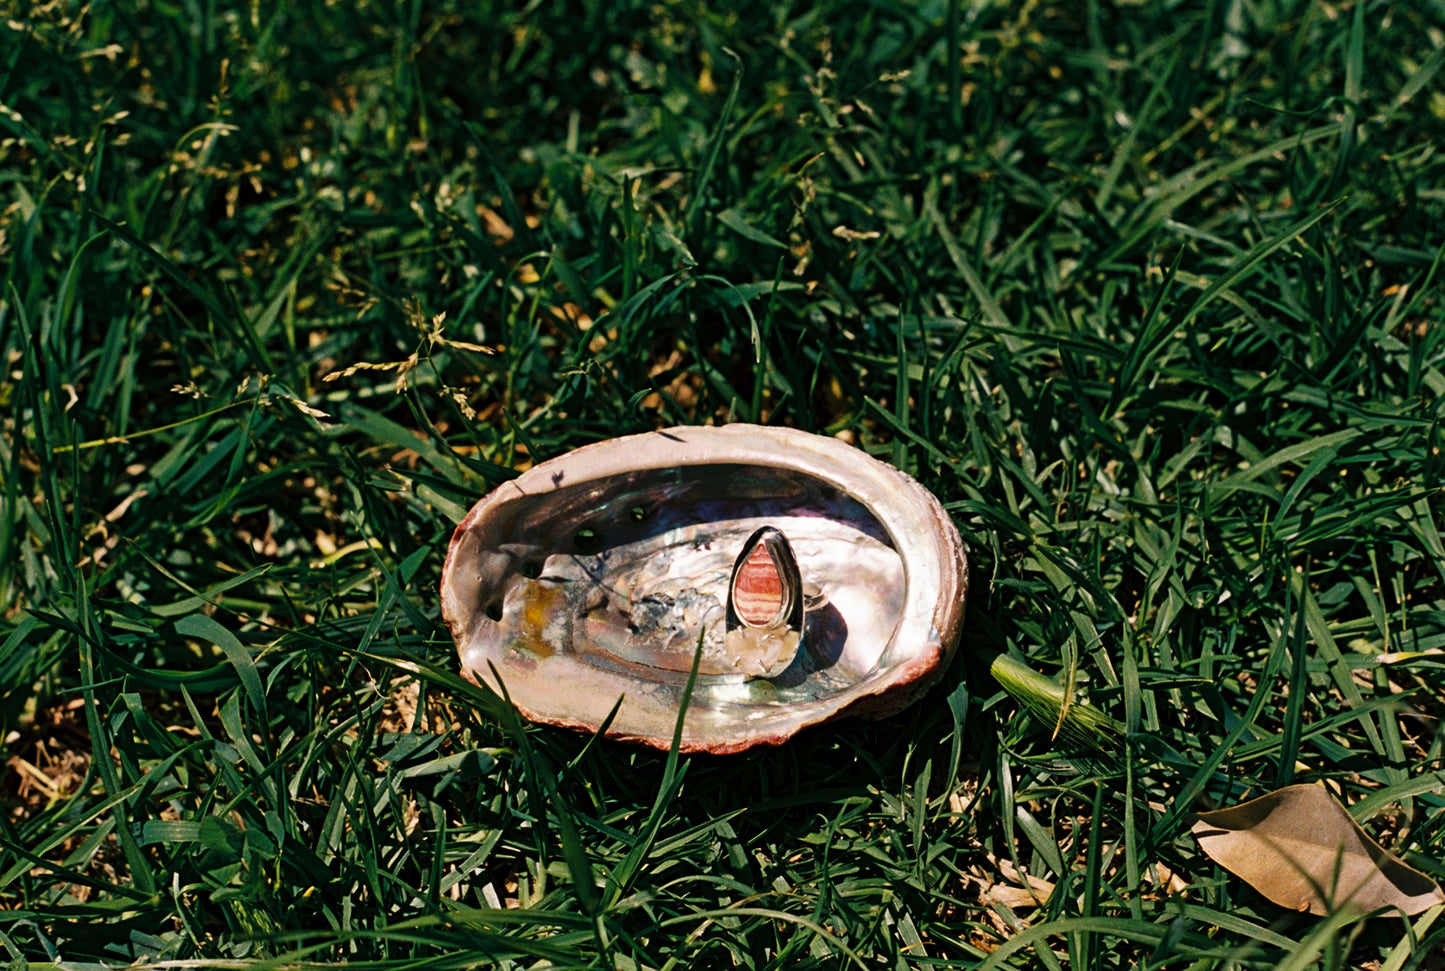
732 543 785 628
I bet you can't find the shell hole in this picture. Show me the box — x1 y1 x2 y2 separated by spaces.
485 602 503 622
574 527 600 551
521 560 542 579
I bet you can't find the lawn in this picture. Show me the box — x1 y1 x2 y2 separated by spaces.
2 0 1444 967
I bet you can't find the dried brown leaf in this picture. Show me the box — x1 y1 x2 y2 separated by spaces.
1192 783 1444 916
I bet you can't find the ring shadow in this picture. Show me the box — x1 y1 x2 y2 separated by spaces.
770 602 848 689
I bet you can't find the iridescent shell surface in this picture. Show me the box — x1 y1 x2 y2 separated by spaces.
440 425 968 753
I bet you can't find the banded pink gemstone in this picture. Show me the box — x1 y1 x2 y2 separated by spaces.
732 544 785 627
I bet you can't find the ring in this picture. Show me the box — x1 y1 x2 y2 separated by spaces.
723 526 805 678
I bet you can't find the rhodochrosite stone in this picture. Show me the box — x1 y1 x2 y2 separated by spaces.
733 544 784 627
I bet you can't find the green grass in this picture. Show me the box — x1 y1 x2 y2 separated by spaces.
2 0 1444 967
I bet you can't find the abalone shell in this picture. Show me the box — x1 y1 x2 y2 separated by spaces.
440 424 968 753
